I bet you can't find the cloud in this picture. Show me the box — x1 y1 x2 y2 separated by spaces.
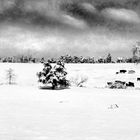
102 8 140 24
0 24 138 59
60 14 88 29
0 0 139 33
80 3 97 14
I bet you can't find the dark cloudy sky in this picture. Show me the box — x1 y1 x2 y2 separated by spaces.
0 0 140 59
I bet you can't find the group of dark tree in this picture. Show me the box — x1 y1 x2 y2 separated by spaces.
46 53 136 64
0 53 113 63
0 56 38 63
0 53 136 64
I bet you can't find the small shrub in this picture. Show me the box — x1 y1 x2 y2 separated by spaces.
70 75 88 87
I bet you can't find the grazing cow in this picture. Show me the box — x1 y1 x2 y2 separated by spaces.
128 70 135 74
107 82 113 86
120 70 127 73
137 78 140 81
107 81 126 89
115 81 126 85
126 82 135 87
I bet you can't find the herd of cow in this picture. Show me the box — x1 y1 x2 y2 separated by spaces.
107 69 140 89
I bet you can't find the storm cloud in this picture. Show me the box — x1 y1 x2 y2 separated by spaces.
0 0 140 58
0 0 139 31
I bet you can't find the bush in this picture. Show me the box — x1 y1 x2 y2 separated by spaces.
70 74 88 87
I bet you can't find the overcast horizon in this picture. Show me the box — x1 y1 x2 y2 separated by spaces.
0 0 140 59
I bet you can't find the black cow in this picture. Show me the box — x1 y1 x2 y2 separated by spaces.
137 78 140 81
107 82 113 86
126 82 135 87
115 80 126 85
120 70 127 73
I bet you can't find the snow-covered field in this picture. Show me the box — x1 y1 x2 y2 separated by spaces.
0 63 140 140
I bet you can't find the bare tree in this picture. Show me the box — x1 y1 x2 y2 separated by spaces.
6 68 16 85
132 42 140 63
106 53 112 63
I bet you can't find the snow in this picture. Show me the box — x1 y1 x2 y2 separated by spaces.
0 63 140 140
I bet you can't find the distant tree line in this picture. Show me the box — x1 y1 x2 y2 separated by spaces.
0 53 136 64
0 56 39 63
47 54 135 64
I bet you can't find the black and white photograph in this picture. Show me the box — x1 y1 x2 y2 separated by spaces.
0 0 140 139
